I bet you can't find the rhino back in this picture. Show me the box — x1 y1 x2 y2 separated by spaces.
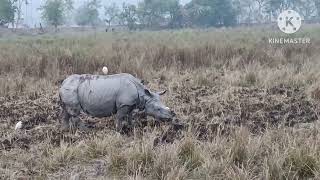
77 75 140 117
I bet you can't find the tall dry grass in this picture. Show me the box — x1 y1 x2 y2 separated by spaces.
1 27 320 95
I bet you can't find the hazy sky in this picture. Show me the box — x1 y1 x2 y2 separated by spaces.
23 0 191 26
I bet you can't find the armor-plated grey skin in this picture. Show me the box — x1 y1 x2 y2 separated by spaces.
59 73 174 131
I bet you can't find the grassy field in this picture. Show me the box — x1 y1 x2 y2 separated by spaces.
1 26 320 179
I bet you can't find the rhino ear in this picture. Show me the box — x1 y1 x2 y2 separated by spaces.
144 89 153 97
158 90 167 96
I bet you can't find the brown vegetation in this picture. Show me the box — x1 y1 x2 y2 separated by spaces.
1 27 320 179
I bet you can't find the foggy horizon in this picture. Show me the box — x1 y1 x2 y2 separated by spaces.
21 0 191 26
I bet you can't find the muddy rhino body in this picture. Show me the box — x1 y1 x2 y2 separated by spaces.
59 73 174 131
60 73 143 117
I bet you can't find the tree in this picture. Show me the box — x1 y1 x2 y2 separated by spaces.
104 3 120 27
40 0 69 29
265 0 298 19
0 0 16 27
137 0 165 27
65 0 73 10
295 0 316 21
185 1 211 26
137 0 181 28
14 0 23 29
232 0 254 24
255 0 268 22
185 0 237 27
237 0 267 24
165 0 184 28
75 0 101 27
64 0 74 25
214 0 237 26
119 3 138 30
316 1 320 17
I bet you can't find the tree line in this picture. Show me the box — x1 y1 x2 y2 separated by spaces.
0 0 319 30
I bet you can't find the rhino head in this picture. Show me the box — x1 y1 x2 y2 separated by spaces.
143 89 175 121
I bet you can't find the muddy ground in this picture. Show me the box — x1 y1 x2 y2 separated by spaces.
1 84 319 152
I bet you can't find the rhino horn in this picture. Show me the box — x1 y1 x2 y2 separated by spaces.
158 90 167 95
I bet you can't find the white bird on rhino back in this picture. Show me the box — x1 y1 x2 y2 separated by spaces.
102 66 108 75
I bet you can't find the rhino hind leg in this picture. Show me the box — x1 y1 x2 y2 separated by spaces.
116 106 134 133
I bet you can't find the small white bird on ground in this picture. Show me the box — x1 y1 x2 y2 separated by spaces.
15 121 23 130
102 66 108 75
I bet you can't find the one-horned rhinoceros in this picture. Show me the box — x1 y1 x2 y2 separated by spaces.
59 73 175 131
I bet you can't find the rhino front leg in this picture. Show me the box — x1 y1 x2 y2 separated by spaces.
116 106 133 132
61 105 82 131
61 108 71 131
70 116 88 131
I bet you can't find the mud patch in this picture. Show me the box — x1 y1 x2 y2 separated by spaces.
174 84 318 135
